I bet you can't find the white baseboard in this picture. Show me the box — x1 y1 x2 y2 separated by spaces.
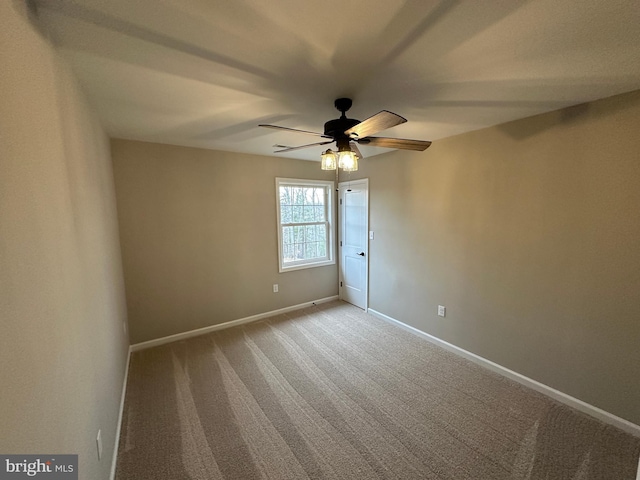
367 308 640 439
109 345 131 480
130 296 339 352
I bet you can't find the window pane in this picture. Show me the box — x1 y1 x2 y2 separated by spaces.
281 222 328 264
283 244 292 262
317 225 327 258
281 206 292 224
279 185 327 225
306 224 316 241
281 186 292 206
305 242 318 259
282 226 293 245
303 205 312 222
292 204 303 222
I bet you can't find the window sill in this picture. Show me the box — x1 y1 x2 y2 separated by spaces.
279 259 336 273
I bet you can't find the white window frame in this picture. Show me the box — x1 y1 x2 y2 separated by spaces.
276 178 335 273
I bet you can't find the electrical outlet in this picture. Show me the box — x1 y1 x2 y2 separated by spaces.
438 305 446 317
273 284 279 293
96 429 103 461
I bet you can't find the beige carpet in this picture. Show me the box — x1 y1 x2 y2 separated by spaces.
115 301 640 479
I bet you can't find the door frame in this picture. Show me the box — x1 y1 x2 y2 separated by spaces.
338 178 369 311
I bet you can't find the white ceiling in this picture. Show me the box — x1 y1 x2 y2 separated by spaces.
36 0 640 161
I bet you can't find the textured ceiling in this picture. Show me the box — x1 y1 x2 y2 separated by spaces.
36 0 640 161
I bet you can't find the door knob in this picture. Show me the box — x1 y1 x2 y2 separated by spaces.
357 252 365 256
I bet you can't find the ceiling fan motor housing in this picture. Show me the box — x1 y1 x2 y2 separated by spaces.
325 97 359 140
324 117 360 139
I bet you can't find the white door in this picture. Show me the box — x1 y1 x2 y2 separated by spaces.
339 179 368 310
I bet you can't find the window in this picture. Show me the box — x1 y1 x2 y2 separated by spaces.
276 178 335 272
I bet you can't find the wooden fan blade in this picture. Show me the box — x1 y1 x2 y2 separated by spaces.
359 136 432 151
259 124 331 138
350 141 364 160
344 111 406 138
274 141 333 153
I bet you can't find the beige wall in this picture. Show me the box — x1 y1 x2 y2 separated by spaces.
0 3 129 479
350 90 640 425
111 140 338 344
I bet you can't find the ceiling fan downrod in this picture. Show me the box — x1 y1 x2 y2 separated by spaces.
334 98 352 117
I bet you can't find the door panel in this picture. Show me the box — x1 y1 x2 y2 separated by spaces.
339 179 368 310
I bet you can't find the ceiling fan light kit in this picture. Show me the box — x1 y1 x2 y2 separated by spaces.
320 149 337 170
337 149 358 172
320 147 359 172
260 98 432 171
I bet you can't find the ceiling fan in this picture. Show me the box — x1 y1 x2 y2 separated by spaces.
259 98 432 162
